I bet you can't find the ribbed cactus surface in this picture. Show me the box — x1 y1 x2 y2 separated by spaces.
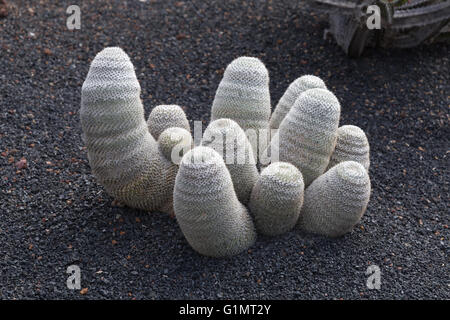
80 47 177 211
270 75 327 131
158 127 193 164
201 119 259 204
249 162 304 236
173 146 256 258
274 88 341 186
211 57 271 161
327 125 370 171
297 161 371 237
147 104 190 139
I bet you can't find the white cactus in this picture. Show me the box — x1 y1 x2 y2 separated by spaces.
270 75 327 131
272 88 341 186
297 161 371 237
211 57 271 162
147 104 190 139
327 125 370 171
173 146 256 257
249 162 304 236
201 118 259 204
158 127 193 165
80 47 178 212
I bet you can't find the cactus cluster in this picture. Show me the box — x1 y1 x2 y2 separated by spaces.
81 48 372 258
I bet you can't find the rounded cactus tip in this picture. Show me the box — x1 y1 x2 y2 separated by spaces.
224 56 269 84
249 162 304 236
335 160 369 184
301 87 341 113
82 46 140 104
95 47 129 59
147 104 190 139
158 127 193 164
202 118 256 164
270 74 327 130
275 86 341 186
297 161 371 238
328 125 370 171
299 75 326 88
180 145 222 166
89 47 134 70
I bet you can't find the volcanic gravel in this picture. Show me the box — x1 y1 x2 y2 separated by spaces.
0 0 449 300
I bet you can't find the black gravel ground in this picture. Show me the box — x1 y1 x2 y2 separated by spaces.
0 0 449 300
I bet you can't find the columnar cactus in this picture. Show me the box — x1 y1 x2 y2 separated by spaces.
273 88 341 186
249 162 304 236
147 104 190 139
270 75 327 131
201 118 259 204
327 125 370 171
158 127 193 164
173 146 256 257
297 161 371 237
211 57 271 161
80 47 179 212
81 49 374 256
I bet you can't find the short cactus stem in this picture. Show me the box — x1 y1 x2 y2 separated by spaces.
274 88 341 186
147 104 190 139
249 162 304 236
158 127 193 165
327 125 370 171
201 118 259 204
270 75 327 131
211 57 271 162
173 146 256 257
297 161 371 237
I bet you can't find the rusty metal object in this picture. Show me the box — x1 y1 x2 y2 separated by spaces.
305 0 450 56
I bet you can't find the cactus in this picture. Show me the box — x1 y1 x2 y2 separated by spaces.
327 125 370 171
158 127 193 164
211 57 271 162
272 88 341 186
173 146 256 257
147 104 190 139
249 162 304 236
201 118 259 204
80 49 373 254
270 75 327 131
297 161 371 237
80 47 178 212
